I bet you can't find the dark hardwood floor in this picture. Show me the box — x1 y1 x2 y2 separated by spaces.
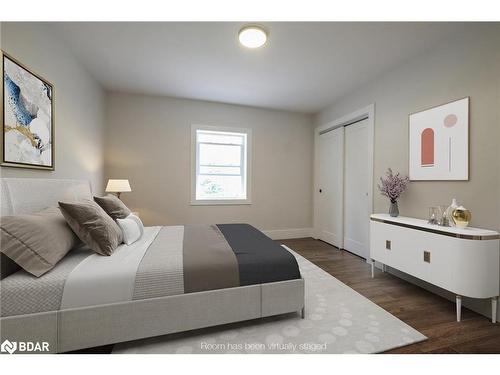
71 237 500 354
282 237 500 354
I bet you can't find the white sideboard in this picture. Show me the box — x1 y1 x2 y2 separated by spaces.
370 214 500 323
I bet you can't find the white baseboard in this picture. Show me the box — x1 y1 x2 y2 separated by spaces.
263 228 313 240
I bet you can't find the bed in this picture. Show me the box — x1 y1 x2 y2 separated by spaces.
0 178 304 353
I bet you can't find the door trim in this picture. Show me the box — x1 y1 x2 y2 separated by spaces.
313 104 375 255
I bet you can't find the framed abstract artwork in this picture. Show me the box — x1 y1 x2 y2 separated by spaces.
409 97 469 181
2 51 54 170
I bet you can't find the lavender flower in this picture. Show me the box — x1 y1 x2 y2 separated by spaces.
378 168 409 203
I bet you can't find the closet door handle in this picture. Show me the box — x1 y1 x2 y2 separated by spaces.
319 189 322 193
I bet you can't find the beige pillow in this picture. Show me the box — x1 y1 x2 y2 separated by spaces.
59 200 123 256
0 207 80 277
94 194 131 220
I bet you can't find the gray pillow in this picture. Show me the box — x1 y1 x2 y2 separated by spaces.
0 207 80 277
59 200 123 256
94 194 131 220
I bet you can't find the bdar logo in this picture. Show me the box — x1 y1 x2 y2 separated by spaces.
1 340 17 354
0 339 49 353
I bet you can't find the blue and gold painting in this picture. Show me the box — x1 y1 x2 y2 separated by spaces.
3 53 54 169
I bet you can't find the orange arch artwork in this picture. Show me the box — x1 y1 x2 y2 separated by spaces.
421 128 434 167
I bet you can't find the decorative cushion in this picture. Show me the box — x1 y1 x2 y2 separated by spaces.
0 207 80 277
128 214 144 237
116 214 143 245
93 194 131 220
59 200 123 256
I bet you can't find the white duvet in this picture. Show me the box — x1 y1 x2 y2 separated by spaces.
60 226 162 309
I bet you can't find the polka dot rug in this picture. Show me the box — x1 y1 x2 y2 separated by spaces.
113 245 426 354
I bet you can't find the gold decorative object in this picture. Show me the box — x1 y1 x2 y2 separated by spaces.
452 206 471 229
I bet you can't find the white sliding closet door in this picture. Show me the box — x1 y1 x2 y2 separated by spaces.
344 119 370 259
316 127 344 248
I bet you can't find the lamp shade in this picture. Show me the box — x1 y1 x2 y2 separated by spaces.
105 179 131 193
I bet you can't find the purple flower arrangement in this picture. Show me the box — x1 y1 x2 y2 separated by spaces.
378 168 409 203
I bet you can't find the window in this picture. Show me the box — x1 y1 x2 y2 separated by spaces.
192 125 252 205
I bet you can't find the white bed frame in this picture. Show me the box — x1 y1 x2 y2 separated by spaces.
0 178 305 353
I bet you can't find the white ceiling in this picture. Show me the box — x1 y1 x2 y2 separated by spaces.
51 22 468 114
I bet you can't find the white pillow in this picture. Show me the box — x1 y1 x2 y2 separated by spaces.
116 215 142 245
128 214 144 237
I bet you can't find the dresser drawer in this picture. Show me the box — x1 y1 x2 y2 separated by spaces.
385 224 428 280
418 233 453 291
370 221 415 271
370 221 391 264
370 221 452 284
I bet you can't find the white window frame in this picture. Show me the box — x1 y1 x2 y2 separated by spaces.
191 124 252 205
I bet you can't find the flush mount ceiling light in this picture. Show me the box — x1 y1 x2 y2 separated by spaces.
238 26 268 49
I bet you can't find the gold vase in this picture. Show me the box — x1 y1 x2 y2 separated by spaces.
452 206 471 229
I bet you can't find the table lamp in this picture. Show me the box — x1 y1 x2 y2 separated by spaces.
105 179 131 200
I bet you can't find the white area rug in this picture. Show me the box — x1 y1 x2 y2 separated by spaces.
113 246 426 354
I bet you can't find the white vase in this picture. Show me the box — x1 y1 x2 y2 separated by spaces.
445 198 458 227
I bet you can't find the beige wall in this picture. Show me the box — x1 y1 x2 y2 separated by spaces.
315 24 500 319
105 93 313 231
0 23 105 193
315 24 500 231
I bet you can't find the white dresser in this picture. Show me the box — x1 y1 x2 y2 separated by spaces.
370 214 500 323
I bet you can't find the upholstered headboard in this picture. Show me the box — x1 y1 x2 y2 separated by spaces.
1 178 92 216
0 178 92 279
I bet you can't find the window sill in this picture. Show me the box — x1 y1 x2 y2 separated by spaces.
190 199 252 206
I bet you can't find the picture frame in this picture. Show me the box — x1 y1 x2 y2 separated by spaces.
408 97 469 181
2 51 55 170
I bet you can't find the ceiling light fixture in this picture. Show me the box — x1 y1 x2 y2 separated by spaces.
238 26 268 49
